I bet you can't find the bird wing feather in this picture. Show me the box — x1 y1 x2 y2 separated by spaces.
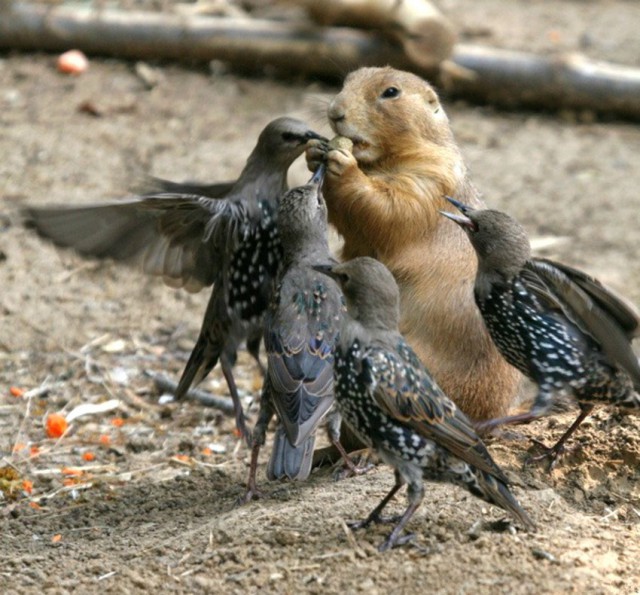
264 270 340 446
364 340 509 483
534 258 640 338
525 259 640 389
132 175 237 199
24 194 249 292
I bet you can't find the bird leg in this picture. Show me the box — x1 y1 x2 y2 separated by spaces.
245 328 266 377
474 411 542 435
237 382 275 505
527 405 594 470
378 481 425 552
326 411 374 479
348 471 405 530
220 352 251 447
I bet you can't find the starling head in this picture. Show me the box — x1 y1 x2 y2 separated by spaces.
277 165 328 258
256 117 327 166
440 197 531 278
315 257 400 331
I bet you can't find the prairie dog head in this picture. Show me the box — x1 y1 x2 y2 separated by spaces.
328 67 453 165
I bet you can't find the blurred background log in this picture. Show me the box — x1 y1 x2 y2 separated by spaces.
288 0 456 68
1 3 640 120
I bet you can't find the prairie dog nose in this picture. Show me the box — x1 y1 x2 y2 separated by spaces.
328 98 346 123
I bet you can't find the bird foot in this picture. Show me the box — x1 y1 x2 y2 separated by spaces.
378 532 415 552
334 462 376 481
235 485 264 506
235 417 253 449
332 453 376 480
525 439 581 471
347 513 402 531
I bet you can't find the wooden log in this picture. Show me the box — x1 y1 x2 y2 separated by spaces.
446 45 640 120
290 0 456 68
1 4 640 120
0 3 418 77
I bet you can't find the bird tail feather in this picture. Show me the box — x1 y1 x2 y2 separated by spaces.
266 425 316 481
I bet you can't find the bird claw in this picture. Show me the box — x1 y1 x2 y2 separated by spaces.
378 532 415 552
347 513 402 531
525 438 581 471
332 459 375 481
235 486 264 506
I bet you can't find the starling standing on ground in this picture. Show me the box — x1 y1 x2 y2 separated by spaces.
24 117 326 442
441 198 640 465
315 257 534 551
241 165 357 500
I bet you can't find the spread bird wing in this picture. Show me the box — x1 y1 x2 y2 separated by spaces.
24 194 249 292
526 259 640 389
132 175 237 199
264 270 342 447
364 339 509 483
534 258 640 339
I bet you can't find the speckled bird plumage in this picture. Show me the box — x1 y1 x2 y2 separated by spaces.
318 257 533 551
240 168 350 499
24 117 326 442
441 198 640 461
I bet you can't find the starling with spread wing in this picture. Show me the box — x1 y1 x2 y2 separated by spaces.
24 117 326 442
316 257 534 551
441 198 640 466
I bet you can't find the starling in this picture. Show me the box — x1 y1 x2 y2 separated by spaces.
241 165 357 501
441 197 640 465
315 257 534 551
24 117 326 442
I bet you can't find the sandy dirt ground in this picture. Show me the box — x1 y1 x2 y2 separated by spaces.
1 1 640 593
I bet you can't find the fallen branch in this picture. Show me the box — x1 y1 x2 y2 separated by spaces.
0 3 416 77
1 4 640 120
147 372 236 415
444 46 640 120
291 0 456 68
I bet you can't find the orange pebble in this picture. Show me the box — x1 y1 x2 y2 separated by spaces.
82 452 95 462
61 467 83 476
22 480 33 495
46 413 68 438
10 386 24 397
110 417 124 428
98 434 111 445
57 49 89 75
29 502 42 510
201 447 213 457
30 446 40 458
52 534 62 543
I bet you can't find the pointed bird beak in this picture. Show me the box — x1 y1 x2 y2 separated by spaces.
310 162 326 185
440 196 478 231
312 263 346 284
312 263 334 277
443 195 472 212
307 131 328 143
439 209 477 231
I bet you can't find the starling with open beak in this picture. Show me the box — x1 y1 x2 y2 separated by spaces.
441 197 640 467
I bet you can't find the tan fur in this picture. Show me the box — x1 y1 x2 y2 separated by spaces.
319 66 521 420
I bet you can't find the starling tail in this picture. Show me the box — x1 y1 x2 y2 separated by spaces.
441 197 640 466
24 117 327 443
317 256 533 551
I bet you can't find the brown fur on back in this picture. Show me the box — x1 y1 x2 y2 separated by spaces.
321 66 521 420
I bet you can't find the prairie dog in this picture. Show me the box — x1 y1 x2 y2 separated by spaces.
308 66 521 421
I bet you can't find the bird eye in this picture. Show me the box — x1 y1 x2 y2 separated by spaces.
381 87 400 99
281 132 298 142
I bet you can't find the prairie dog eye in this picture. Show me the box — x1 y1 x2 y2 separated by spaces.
381 86 400 99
